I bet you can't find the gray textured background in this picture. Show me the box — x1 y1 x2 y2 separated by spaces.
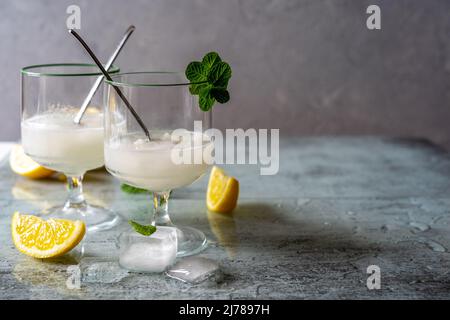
2 0 450 147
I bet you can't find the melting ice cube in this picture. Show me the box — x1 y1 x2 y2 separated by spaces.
166 256 219 284
80 258 129 284
118 226 177 273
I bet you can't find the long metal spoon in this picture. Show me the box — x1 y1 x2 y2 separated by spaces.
69 29 151 141
74 25 135 124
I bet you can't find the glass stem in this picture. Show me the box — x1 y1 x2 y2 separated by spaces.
64 175 87 211
152 191 173 226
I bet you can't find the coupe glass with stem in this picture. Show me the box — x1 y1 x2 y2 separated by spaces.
104 72 213 257
21 63 121 231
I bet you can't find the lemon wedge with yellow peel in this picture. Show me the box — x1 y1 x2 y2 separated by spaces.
206 166 239 213
11 212 85 259
9 144 54 179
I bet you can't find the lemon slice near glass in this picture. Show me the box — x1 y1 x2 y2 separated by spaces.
206 166 239 213
9 144 54 179
11 212 85 258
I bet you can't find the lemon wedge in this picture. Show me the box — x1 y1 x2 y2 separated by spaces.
206 166 239 213
9 144 54 179
11 212 85 259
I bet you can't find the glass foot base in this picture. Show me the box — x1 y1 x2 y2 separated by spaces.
174 226 208 257
41 204 120 232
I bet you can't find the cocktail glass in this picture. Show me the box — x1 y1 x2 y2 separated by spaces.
21 63 120 231
104 72 213 257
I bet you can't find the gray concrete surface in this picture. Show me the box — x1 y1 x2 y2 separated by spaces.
1 137 450 299
2 1 450 148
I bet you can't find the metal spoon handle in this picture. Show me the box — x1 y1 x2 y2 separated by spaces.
69 29 151 141
74 25 135 124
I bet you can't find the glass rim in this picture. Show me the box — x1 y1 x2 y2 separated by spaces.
105 71 193 87
21 63 120 77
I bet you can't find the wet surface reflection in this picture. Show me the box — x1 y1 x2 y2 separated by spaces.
207 211 238 258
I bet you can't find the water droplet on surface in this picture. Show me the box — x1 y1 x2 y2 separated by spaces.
409 221 430 232
381 224 399 232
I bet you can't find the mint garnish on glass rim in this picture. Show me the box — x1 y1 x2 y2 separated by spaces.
185 52 232 111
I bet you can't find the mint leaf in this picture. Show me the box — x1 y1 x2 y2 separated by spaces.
210 88 230 104
185 52 232 111
208 62 232 87
129 220 157 236
185 61 207 82
199 88 215 111
202 52 221 70
189 82 210 95
121 183 149 194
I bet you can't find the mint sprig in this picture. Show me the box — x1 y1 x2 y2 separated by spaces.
185 52 232 111
121 183 149 194
129 220 157 236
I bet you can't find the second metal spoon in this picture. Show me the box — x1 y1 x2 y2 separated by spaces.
74 25 135 124
69 29 151 141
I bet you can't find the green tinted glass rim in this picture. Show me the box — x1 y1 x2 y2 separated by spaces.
21 63 120 77
105 71 193 87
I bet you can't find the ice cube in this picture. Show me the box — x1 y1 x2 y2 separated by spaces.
80 258 129 284
166 257 220 284
118 227 177 273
